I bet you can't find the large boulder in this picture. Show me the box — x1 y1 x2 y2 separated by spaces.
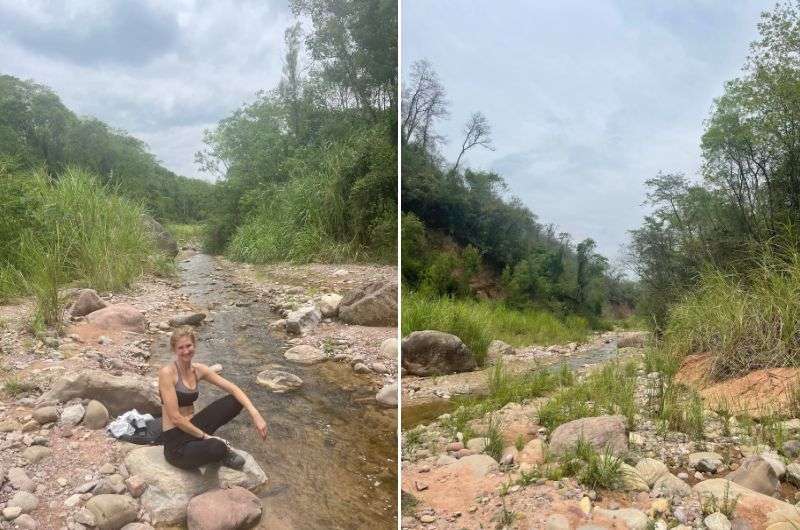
694 479 800 528
85 304 146 333
338 282 397 326
283 345 326 365
375 383 397 408
169 313 206 327
285 306 322 335
85 494 139 530
315 294 343 318
142 214 178 258
41 370 161 416
401 330 476 376
124 446 266 526
726 456 780 496
70 289 107 317
186 486 262 530
83 400 110 429
547 415 628 457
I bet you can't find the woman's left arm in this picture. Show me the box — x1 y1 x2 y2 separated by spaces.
197 364 268 439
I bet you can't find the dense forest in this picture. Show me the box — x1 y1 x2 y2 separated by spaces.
198 0 397 263
401 60 636 327
630 3 800 378
0 75 213 222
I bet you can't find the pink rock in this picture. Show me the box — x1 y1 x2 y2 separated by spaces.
86 304 146 333
186 486 262 530
446 442 464 452
125 475 146 498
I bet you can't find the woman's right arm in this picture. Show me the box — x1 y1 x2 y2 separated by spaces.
158 367 207 440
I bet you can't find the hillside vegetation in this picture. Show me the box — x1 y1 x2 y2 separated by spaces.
198 0 397 264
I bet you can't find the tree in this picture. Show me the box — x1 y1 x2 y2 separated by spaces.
401 59 448 149
453 111 494 172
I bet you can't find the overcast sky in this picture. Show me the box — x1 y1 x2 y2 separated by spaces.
0 0 294 181
403 0 776 265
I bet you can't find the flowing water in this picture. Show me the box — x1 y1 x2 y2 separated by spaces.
149 253 397 529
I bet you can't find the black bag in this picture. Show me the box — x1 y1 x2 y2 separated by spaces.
117 416 163 445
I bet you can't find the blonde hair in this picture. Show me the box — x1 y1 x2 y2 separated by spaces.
170 326 197 350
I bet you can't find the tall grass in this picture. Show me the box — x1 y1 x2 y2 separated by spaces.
223 134 396 264
402 291 591 364
537 361 639 431
165 223 203 246
661 250 800 379
0 166 156 325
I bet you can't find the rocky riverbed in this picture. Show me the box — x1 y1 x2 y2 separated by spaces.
0 249 398 529
401 331 800 530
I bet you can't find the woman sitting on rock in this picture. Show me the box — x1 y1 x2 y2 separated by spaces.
159 326 267 470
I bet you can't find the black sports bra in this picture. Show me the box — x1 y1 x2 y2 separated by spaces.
160 362 199 407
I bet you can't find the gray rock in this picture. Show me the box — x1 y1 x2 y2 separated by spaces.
32 406 59 424
94 474 126 494
401 330 476 376
85 494 139 530
22 446 51 464
7 491 38 513
726 456 779 496
315 293 343 318
2 506 22 520
285 306 322 335
548 415 628 457
593 507 649 530
60 403 86 427
255 370 303 393
652 472 692 497
70 289 107 317
168 313 206 327
141 214 178 258
8 467 35 492
338 281 397 326
635 458 668 486
380 338 398 357
73 507 97 526
41 370 161 416
704 512 732 530
13 514 37 529
83 400 110 429
689 452 723 473
782 439 800 458
487 340 515 360
124 446 266 525
121 524 155 530
785 462 800 487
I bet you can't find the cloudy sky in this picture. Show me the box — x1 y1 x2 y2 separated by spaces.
403 0 776 265
0 0 295 181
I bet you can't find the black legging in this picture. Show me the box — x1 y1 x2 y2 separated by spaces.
162 394 243 469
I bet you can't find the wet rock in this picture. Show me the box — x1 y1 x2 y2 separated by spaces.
401 330 476 376
85 494 139 530
41 370 161 416
548 415 628 457
124 446 266 525
83 400 110 429
316 293 343 318
60 403 86 427
285 306 322 335
338 281 397 326
71 289 107 317
85 303 146 333
32 406 58 425
168 313 206 327
8 491 38 512
375 383 397 407
284 345 326 365
186 486 262 529
142 214 178 257
256 370 303 393
726 456 779 496
353 362 371 374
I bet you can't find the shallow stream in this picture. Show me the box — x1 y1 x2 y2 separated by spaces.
149 253 397 529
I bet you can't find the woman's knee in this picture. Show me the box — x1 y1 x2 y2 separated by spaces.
207 438 228 460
